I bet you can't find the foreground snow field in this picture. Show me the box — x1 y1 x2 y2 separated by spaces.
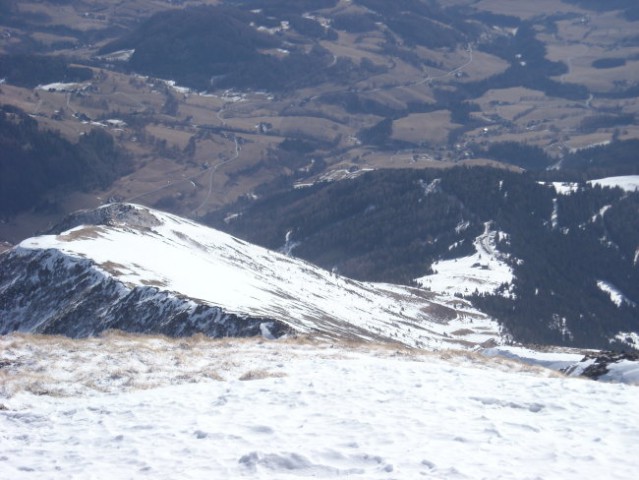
2 334 638 479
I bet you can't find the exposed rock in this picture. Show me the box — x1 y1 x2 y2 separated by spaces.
571 351 639 380
0 247 291 339
45 203 161 235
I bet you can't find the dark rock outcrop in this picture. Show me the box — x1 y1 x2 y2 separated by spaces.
0 247 291 339
569 351 639 380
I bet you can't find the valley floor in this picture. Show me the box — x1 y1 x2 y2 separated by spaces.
1 334 638 479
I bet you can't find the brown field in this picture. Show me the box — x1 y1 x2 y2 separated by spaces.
392 111 460 145
2 0 639 243
473 0 587 19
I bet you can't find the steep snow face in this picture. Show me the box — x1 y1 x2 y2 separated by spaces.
1 204 500 348
2 336 639 480
416 222 515 297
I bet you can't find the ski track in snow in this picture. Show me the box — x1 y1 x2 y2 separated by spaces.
2 336 638 480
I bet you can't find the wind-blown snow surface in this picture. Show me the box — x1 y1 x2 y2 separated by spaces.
1 334 638 480
4 204 498 348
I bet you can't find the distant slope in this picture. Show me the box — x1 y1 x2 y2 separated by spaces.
0 105 131 217
0 54 93 89
99 5 356 92
211 167 639 350
0 204 499 348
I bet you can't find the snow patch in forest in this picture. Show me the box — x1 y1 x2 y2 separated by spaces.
597 280 635 307
417 222 514 297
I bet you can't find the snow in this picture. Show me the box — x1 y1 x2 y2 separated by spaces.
486 345 639 386
417 222 514 297
612 331 639 349
545 181 579 195
16 204 500 350
100 49 135 62
592 204 611 222
545 176 639 195
589 175 639 192
420 178 441 195
163 79 193 95
601 360 639 383
1 334 638 480
455 220 470 234
105 119 126 128
597 280 635 307
294 169 375 189
482 345 586 371
569 140 611 154
36 82 88 92
551 197 559 229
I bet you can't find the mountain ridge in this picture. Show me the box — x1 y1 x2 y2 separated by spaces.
0 203 500 348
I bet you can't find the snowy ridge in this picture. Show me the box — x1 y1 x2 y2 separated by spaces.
0 204 500 348
0 247 283 339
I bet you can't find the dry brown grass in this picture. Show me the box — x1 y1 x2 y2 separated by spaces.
474 0 585 19
239 369 287 381
99 261 129 276
0 330 569 404
391 111 459 145
451 328 476 336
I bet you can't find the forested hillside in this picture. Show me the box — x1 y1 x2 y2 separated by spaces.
0 54 93 88
210 167 639 350
0 105 131 217
99 5 365 92
484 139 639 178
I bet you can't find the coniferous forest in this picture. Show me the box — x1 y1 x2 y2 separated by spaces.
210 167 639 350
0 105 132 217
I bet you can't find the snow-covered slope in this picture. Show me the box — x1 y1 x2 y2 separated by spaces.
546 175 639 194
590 175 639 192
2 335 638 480
0 204 499 348
416 221 515 297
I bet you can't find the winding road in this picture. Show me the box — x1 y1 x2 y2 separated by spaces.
193 136 241 216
